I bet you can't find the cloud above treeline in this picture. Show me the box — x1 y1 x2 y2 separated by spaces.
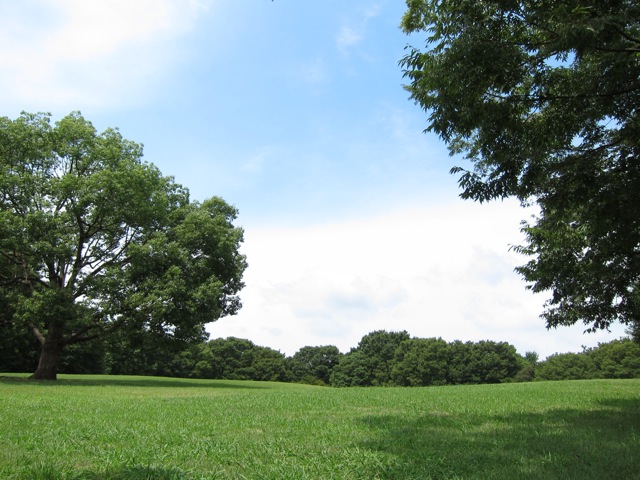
209 199 627 359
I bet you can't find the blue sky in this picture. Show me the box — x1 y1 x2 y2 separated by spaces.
0 0 626 358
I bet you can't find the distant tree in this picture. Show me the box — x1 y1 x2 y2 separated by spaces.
59 338 107 374
0 318 39 373
104 325 203 377
514 350 539 382
446 341 477 385
331 332 522 387
626 322 640 344
447 340 521 384
391 337 449 386
536 352 597 381
288 345 342 385
329 350 376 387
251 347 288 382
473 340 522 383
401 1 640 334
0 112 247 379
183 343 217 379
203 337 256 380
587 338 640 379
524 351 539 366
185 337 287 381
356 330 411 386
329 331 410 387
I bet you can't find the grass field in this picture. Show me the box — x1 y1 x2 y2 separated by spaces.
1 375 639 479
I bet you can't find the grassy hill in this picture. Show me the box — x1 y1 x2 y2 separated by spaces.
1 375 638 479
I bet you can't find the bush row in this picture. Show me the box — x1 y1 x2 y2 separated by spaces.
2 325 639 386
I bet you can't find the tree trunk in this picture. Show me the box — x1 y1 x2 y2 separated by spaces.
32 321 65 380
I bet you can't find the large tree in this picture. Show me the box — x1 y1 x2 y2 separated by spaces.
0 112 247 379
400 1 640 333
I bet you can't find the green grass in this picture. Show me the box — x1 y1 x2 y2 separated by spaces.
1 375 639 479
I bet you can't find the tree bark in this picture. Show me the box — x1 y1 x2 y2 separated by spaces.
32 321 65 380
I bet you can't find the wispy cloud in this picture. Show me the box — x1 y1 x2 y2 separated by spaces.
298 57 330 87
0 0 212 112
336 25 363 52
335 3 381 54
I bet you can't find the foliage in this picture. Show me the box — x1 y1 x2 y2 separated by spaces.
0 320 39 373
588 338 640 378
287 345 342 385
357 330 411 385
205 336 260 380
102 326 199 377
391 337 449 386
6 314 640 386
626 321 640 343
331 330 410 387
400 0 640 333
535 338 640 381
330 331 522 387
0 112 247 379
536 352 598 381
180 337 288 382
329 350 377 387
1 376 639 479
447 340 523 385
390 337 524 386
251 346 289 382
58 338 107 374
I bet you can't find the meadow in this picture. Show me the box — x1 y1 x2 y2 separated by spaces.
1 375 638 479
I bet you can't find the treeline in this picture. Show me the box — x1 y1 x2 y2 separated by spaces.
2 326 639 386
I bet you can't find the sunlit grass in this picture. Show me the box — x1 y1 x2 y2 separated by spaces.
1 375 638 479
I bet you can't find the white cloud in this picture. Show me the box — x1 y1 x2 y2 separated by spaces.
335 3 381 54
336 25 363 51
208 199 627 358
296 57 330 88
0 0 212 112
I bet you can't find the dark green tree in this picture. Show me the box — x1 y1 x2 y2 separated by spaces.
288 345 342 385
514 350 539 382
103 325 204 377
0 112 247 379
204 337 257 380
626 321 640 343
587 338 640 378
446 340 521 384
0 318 39 373
536 352 597 380
186 337 287 381
329 350 377 387
401 1 640 334
330 330 410 387
474 340 522 383
391 337 449 386
251 346 288 382
357 330 411 386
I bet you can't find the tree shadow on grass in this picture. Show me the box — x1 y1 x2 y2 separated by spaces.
358 397 640 479
0 375 267 389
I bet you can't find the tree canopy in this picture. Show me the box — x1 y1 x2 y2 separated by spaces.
400 1 640 334
0 112 247 379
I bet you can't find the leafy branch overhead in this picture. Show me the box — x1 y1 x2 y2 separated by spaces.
401 0 640 333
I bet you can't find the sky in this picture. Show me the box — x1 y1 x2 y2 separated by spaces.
0 0 627 359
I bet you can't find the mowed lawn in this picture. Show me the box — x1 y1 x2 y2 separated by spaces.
1 375 638 479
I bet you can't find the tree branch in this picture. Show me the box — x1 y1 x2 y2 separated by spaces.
29 323 46 346
64 315 127 345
